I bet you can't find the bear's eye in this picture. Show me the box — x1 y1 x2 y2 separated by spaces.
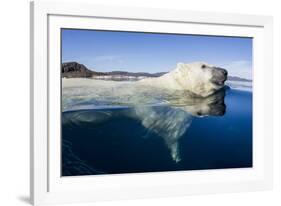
201 64 206 69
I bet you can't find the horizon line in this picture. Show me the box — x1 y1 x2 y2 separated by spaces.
61 61 252 81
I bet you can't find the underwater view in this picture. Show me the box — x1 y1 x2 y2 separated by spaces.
61 78 252 176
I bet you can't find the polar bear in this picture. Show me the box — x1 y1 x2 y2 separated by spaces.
138 62 228 97
62 88 226 163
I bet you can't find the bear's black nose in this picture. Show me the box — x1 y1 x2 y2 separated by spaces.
215 67 228 76
221 69 228 76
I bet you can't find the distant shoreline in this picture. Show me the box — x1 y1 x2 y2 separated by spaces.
62 61 252 82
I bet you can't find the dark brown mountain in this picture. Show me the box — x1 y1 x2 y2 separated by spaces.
61 62 166 78
62 62 94 78
62 62 108 78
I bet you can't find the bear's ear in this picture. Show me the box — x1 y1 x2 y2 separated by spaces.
177 62 185 68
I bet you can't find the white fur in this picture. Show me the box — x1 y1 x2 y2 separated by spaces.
138 62 224 97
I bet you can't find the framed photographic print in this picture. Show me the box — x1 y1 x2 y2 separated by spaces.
30 1 273 205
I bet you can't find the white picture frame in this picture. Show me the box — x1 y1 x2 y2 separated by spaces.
30 1 273 205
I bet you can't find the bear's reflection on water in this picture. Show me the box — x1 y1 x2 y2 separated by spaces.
62 88 227 175
132 88 226 162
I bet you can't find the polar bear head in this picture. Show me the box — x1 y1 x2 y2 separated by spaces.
172 62 228 97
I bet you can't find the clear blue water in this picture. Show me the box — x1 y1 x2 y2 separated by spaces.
62 88 252 176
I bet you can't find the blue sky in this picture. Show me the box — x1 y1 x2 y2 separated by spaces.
62 29 253 79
